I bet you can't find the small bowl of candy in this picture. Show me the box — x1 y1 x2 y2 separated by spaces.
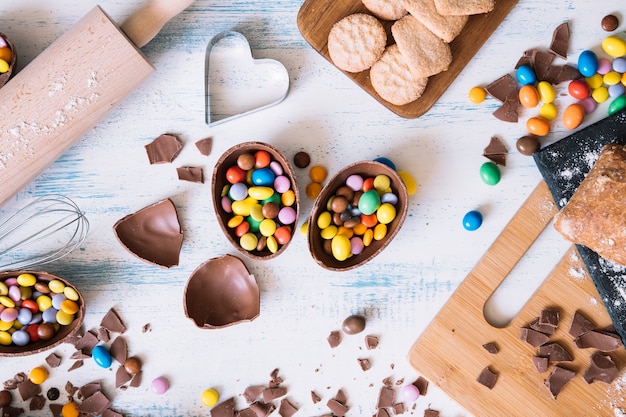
308 161 408 271
212 142 300 260
0 32 17 88
0 270 84 357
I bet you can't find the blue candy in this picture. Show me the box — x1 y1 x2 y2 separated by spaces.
373 157 396 170
251 168 275 186
92 345 113 368
516 65 537 86
578 50 599 77
463 210 483 231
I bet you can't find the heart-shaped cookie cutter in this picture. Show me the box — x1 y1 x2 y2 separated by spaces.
205 31 290 126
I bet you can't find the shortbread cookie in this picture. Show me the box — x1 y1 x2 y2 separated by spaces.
370 44 428 105
554 144 626 266
327 13 387 73
362 0 408 21
403 0 468 42
434 0 495 16
391 15 452 78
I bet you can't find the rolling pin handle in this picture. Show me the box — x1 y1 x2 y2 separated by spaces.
120 0 195 48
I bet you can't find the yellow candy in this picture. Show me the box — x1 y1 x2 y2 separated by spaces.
623 72 626 87
603 71 621 86
12 321 22 330
536 81 556 103
0 320 13 331
539 103 558 120
267 236 278 253
373 175 391 193
201 388 219 407
320 225 338 240
373 223 387 241
362 229 374 246
61 299 79 315
316 211 332 229
30 366 48 384
248 186 274 200
20 286 32 300
585 74 603 89
0 59 8 74
227 215 244 228
62 401 80 417
592 86 609 103
63 286 80 302
259 219 277 237
468 86 486 104
331 234 351 261
0 331 11 345
0 282 7 296
376 203 396 225
240 233 258 251
220 184 230 198
37 295 53 311
48 279 66 294
281 190 296 206
56 310 74 326
249 204 264 222
0 295 15 308
602 36 626 58
231 197 257 217
299 221 308 236
397 170 417 195
17 273 37 287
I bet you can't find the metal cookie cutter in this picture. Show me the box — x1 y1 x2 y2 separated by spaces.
205 31 290 126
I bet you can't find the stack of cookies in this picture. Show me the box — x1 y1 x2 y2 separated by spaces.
327 0 495 105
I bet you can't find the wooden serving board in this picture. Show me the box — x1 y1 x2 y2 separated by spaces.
296 0 518 118
409 181 626 417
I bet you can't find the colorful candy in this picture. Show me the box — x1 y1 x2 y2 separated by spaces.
468 86 486 103
29 366 48 384
601 36 626 58
479 162 501 186
463 210 483 231
562 103 585 130
578 50 599 77
152 376 170 394
92 345 113 368
201 388 219 407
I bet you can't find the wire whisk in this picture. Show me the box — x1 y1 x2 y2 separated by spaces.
0 195 89 272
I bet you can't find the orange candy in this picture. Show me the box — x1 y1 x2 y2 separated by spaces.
362 177 375 192
562 103 585 130
254 151 271 168
306 182 322 199
360 213 378 228
525 117 551 136
309 165 327 183
0 47 11 63
274 226 292 245
518 85 539 108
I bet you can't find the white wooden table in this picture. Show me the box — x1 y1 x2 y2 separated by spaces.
0 1 623 416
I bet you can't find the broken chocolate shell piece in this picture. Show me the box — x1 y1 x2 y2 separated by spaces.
538 342 573 362
529 317 556 335
549 22 570 60
77 391 111 416
569 310 596 338
477 366 498 389
482 342 499 354
520 327 550 347
177 166 204 183
377 386 395 408
492 94 518 123
574 330 623 351
485 74 517 103
211 397 236 417
328 330 342 348
532 356 549 373
262 387 287 402
583 351 619 384
483 136 507 166
539 308 560 327
184 254 260 329
545 366 575 399
101 308 127 334
145 134 183 164
278 399 298 417
365 334 379 349
113 198 183 268
195 136 213 156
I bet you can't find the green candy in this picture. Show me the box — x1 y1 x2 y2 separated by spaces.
608 95 626 116
480 162 501 186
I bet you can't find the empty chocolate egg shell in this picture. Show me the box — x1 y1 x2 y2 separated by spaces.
308 161 408 271
183 254 260 329
212 142 299 260
0 270 84 357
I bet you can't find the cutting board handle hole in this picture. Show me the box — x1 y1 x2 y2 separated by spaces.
483 223 570 328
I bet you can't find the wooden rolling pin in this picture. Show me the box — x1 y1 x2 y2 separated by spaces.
0 0 194 207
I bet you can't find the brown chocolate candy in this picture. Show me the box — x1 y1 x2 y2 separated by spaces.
601 14 619 32
0 389 12 407
342 314 366 335
124 356 142 374
516 135 540 156
293 151 311 168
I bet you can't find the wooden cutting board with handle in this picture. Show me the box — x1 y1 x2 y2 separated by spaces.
409 181 626 416
0 0 194 207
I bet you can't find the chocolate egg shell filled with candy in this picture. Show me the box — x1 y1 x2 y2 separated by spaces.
308 161 408 271
212 142 299 260
0 33 17 88
0 270 84 357
183 254 260 329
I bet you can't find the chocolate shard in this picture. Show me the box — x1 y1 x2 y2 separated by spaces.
177 166 204 184
29 394 46 411
477 366 498 389
529 317 556 335
102 409 124 417
393 402 406 414
311 390 321 404
482 342 499 354
377 386 395 408
515 50 533 68
365 335 379 350
74 330 99 352
376 408 392 417
333 389 347 405
554 64 581 84
532 356 549 373
538 342 573 362
145 134 183 164
17 379 41 401
262 387 287 402
424 410 440 417
278 398 298 417
268 369 283 387
583 352 619 384
549 22 570 59
532 50 556 81
485 74 517 103
358 358 372 371
545 366 575 399
520 327 551 347
101 308 127 334
539 309 560 328
77 391 111 416
328 330 342 348
327 399 349 417
195 137 213 156
129 370 143 388
211 397 236 417
238 408 257 417
45 353 62 368
109 336 128 365
50 403 63 417
574 330 623 351
115 366 132 388
243 386 264 403
569 310 596 338
78 382 102 400
492 94 519 123
1 405 25 417
413 376 429 396
483 136 507 166
249 400 275 417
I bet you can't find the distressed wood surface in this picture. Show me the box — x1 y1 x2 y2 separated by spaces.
0 1 623 416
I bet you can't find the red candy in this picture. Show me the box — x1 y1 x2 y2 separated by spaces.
568 80 590 99
255 151 271 168
274 226 292 245
226 166 246 184
21 299 39 313
25 324 40 342
362 177 375 192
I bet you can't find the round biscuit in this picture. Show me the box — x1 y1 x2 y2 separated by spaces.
327 13 387 73
370 44 428 106
362 0 408 21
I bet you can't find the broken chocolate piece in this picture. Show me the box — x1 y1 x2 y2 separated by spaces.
520 327 551 347
102 410 124 417
393 402 406 414
145 134 183 164
78 382 102 400
549 22 570 59
574 330 623 351
17 379 41 401
583 351 619 384
262 387 287 402
249 400 275 417
424 409 440 417
333 389 347 405
269 368 283 387
1 405 24 417
482 342 499 354
211 397 236 417
328 330 342 348
553 64 581 84
74 330 99 352
483 136 507 166
477 366 498 389
376 409 391 417
311 390 321 404
365 335 379 349
50 403 63 417
29 394 46 411
45 353 62 368
243 386 264 403
115 366 132 388
129 370 143 388
278 399 298 417
539 309 560 328
78 391 111 416
327 399 349 417
413 376 429 396
97 327 110 342
545 366 575 399
377 386 395 408
569 310 596 338
109 336 128 364
177 166 204 183
529 317 556 335
530 50 556 81
485 74 517 103
195 137 213 156
238 408 257 417
538 342 573 362
358 358 372 371
492 94 519 123
532 356 549 373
